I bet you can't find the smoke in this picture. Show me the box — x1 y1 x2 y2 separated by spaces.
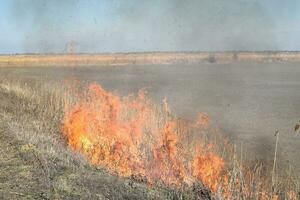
115 0 278 51
10 0 79 53
10 0 279 53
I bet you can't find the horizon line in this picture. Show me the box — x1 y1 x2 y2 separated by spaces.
1 50 300 56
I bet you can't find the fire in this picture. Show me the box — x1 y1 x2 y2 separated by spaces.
192 151 225 192
62 83 226 190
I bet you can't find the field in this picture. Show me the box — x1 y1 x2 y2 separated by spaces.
0 57 299 199
1 52 300 67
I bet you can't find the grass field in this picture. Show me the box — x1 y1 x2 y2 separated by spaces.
0 77 213 199
0 61 299 199
1 52 300 67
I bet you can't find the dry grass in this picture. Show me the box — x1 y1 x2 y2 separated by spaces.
214 138 300 199
0 78 85 167
0 77 299 199
1 52 300 67
0 78 212 199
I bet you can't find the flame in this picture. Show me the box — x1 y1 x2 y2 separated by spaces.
63 83 225 190
192 150 225 192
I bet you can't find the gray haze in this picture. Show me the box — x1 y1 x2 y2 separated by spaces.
2 0 299 53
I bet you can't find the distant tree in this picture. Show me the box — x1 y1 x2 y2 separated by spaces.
66 41 78 54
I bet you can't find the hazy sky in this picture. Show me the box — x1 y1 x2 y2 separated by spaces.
0 0 300 54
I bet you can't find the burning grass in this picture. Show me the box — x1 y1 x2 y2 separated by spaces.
62 81 300 199
0 78 210 199
0 77 299 199
62 83 226 190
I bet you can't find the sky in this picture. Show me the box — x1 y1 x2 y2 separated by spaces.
0 0 300 54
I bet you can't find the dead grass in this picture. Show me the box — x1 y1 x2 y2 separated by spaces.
0 78 211 199
0 78 85 167
0 76 299 199
1 52 300 67
214 138 300 199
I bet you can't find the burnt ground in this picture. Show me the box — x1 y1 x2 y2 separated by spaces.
0 79 210 199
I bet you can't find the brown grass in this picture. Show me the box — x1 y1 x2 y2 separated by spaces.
0 77 299 199
1 52 300 67
0 78 212 199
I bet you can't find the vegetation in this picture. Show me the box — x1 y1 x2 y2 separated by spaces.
0 78 211 199
0 76 299 199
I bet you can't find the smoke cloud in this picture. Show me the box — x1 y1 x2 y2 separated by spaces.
9 0 282 53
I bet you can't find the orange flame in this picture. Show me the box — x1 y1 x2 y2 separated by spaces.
192 150 225 192
63 83 226 190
